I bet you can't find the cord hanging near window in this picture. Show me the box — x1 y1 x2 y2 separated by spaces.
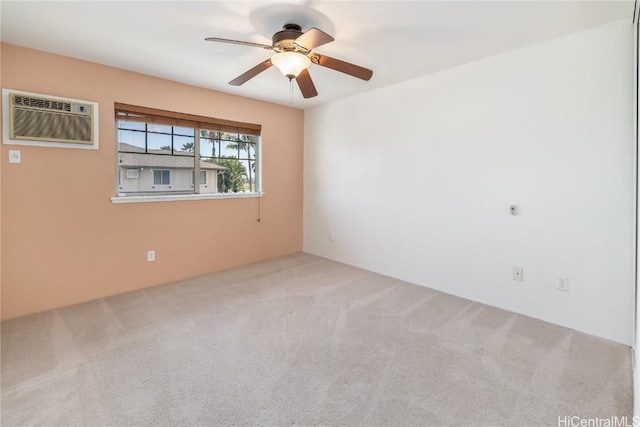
257 194 261 223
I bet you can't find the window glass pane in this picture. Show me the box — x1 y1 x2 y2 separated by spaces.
147 133 172 154
239 159 255 192
200 130 221 139
216 158 247 193
247 144 256 160
237 143 255 161
117 120 145 131
174 136 195 156
200 138 217 158
118 152 194 195
193 170 207 184
174 126 194 136
118 129 145 151
153 170 170 185
225 134 256 160
147 124 172 134
220 140 239 158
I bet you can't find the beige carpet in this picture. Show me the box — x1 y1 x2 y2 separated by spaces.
1 253 632 426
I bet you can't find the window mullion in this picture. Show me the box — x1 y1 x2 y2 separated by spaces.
194 130 201 195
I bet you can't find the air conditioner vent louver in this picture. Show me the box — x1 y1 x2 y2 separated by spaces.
9 92 95 145
13 95 72 112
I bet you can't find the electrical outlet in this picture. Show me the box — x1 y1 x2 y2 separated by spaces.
512 267 523 282
557 276 569 292
147 250 155 262
8 150 21 164
329 231 335 242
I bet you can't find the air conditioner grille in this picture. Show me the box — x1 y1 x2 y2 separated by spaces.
13 95 72 112
13 109 92 143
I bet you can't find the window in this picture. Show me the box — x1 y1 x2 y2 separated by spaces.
200 132 258 193
192 170 207 185
114 103 261 200
153 170 170 185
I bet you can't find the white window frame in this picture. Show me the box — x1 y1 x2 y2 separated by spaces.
153 169 170 186
192 170 207 185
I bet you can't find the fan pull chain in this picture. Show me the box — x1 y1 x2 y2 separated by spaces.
289 77 294 105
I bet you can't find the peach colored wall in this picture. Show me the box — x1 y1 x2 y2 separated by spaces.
0 43 304 320
0 43 3 319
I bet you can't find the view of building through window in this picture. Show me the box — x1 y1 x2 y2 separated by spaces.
116 119 258 197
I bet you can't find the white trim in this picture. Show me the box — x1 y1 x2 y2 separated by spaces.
111 191 264 204
2 88 99 150
256 135 263 194
633 0 639 420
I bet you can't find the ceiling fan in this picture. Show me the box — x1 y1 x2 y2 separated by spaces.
205 24 373 99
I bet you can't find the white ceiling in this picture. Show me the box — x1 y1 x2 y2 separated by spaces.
0 1 634 109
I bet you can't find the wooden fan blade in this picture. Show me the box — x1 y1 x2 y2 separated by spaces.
294 28 334 51
295 69 318 99
311 54 373 81
205 37 274 51
229 59 273 86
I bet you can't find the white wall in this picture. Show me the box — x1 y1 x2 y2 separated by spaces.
304 20 635 345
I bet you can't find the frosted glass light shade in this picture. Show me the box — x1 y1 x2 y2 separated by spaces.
271 52 311 78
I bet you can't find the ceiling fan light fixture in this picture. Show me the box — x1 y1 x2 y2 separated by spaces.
206 23 373 98
271 51 311 79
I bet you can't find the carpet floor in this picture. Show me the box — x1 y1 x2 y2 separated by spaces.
1 253 632 426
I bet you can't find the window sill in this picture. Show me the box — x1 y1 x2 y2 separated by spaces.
111 192 263 204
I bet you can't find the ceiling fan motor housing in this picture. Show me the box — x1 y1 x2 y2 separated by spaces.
273 24 305 51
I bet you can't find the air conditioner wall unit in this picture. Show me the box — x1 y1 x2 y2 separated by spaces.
2 89 99 149
10 93 94 145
